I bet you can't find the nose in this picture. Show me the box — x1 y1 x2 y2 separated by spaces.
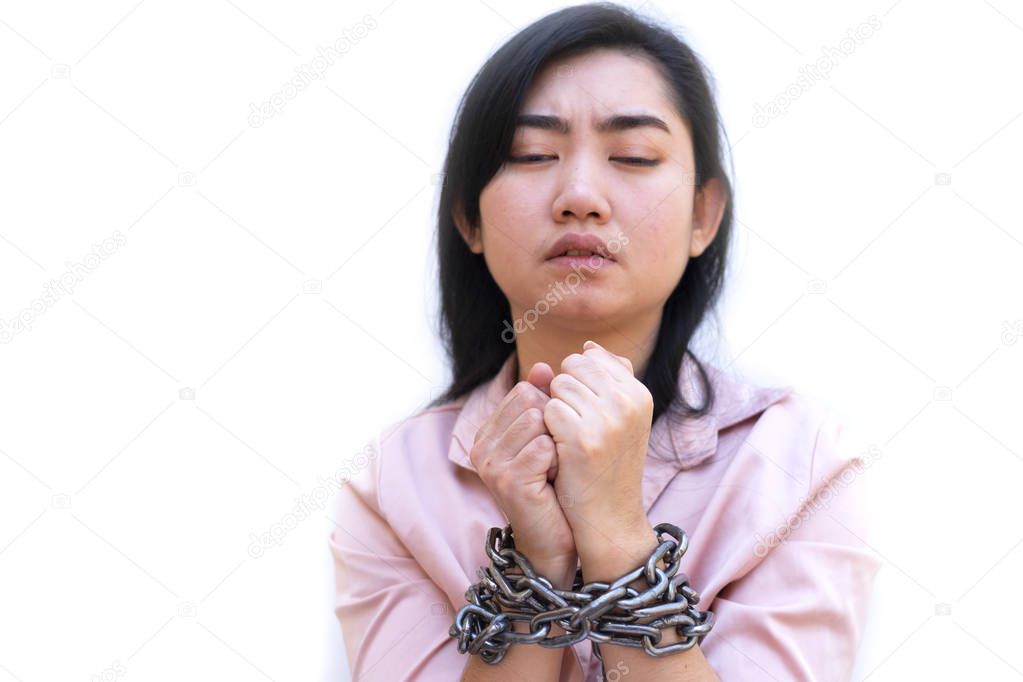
551 155 611 225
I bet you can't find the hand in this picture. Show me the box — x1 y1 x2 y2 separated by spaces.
468 361 577 574
543 340 654 536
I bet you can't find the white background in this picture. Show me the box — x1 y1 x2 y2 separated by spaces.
0 0 1021 680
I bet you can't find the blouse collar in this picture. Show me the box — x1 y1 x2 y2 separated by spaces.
447 350 792 508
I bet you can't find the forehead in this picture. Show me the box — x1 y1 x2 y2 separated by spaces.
519 48 680 129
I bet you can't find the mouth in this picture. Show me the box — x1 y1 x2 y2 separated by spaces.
547 248 615 261
545 251 617 268
544 233 618 263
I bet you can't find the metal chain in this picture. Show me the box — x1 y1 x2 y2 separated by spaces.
449 523 716 666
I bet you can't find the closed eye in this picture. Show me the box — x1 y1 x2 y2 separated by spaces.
612 157 660 166
508 155 660 166
508 154 557 163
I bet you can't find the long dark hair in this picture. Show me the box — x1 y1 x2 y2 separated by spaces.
427 2 734 424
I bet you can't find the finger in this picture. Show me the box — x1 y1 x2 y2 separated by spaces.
513 432 556 479
526 361 555 396
542 397 582 443
548 372 600 417
582 339 634 380
495 406 549 462
558 352 617 399
479 380 549 445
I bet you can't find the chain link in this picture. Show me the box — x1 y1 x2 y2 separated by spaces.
449 523 716 666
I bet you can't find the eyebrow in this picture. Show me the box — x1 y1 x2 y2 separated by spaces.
514 113 671 135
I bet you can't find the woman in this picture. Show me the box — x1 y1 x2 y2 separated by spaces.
329 3 881 680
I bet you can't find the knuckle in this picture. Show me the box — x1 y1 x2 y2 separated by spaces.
560 353 583 371
522 390 546 410
476 455 495 480
513 380 535 397
533 433 554 452
611 387 630 405
630 385 653 411
513 381 545 407
520 432 543 453
523 406 545 425
578 435 600 455
518 434 554 465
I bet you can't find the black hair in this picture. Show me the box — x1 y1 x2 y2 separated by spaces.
427 1 734 425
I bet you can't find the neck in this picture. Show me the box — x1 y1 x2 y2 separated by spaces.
512 309 662 384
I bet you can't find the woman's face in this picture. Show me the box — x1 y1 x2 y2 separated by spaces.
459 48 724 335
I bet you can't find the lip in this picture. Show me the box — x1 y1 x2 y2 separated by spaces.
546 254 617 270
544 232 617 262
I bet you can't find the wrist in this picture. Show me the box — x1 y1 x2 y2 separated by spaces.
513 546 578 589
531 559 579 590
574 518 658 583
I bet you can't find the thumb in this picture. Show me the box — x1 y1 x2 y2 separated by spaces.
526 361 557 481
526 361 555 397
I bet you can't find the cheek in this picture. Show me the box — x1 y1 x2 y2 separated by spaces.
477 183 533 297
483 177 547 228
624 184 692 242
622 191 693 280
479 180 547 256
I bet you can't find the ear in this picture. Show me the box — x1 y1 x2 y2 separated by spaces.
452 198 483 255
690 177 726 258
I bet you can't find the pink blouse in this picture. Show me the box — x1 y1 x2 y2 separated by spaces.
328 351 882 681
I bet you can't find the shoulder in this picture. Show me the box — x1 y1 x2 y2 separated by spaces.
668 355 861 487
721 388 855 481
742 390 831 449
754 390 864 491
695 361 835 470
686 388 876 585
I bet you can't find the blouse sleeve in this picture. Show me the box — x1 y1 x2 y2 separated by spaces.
327 432 466 681
701 410 883 682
